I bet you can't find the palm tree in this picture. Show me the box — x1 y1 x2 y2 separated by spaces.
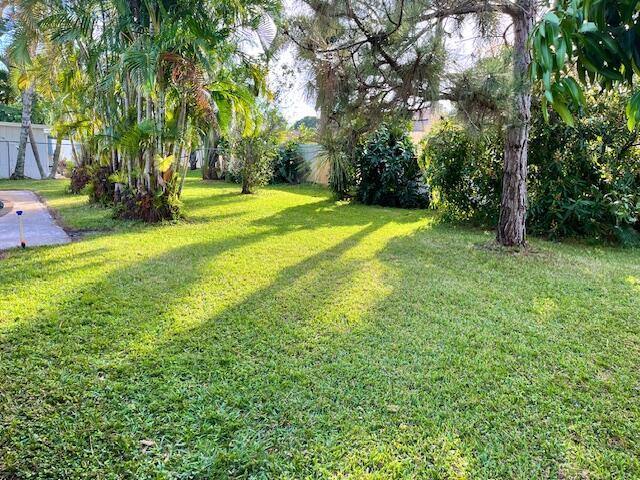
25 0 279 219
6 0 48 179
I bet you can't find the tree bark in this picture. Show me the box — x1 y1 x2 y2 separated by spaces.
497 3 534 247
11 83 35 179
70 137 79 165
174 95 189 196
202 128 221 180
173 94 187 172
241 178 251 194
49 134 63 178
241 141 254 194
28 125 46 179
144 94 154 191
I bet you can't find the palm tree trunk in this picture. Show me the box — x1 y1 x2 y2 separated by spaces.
136 85 143 190
178 148 191 195
70 137 79 164
11 83 35 179
123 75 133 188
48 134 63 179
241 141 254 194
497 4 534 247
144 94 153 191
28 125 46 179
173 94 187 172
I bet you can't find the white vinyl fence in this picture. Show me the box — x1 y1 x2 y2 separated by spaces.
0 122 51 179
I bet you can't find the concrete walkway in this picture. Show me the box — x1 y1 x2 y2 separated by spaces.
0 190 71 250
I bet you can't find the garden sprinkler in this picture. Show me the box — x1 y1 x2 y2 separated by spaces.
16 210 26 249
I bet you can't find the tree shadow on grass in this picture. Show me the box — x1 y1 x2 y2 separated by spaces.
2 189 428 476
124 227 640 477
2 195 640 478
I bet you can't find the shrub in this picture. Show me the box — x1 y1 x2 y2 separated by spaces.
356 123 428 209
86 166 115 206
69 165 92 194
315 132 355 199
60 160 75 178
421 90 640 244
113 186 182 222
272 141 309 184
0 104 22 123
527 90 640 244
231 132 277 194
420 120 503 223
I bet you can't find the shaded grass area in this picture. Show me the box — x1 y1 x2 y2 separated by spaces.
1 175 639 478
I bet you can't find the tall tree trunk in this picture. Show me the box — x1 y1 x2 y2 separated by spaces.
202 127 221 180
173 95 187 171
136 85 143 190
123 75 133 188
70 137 79 165
178 148 191 195
144 94 154 191
497 4 534 247
241 177 251 194
48 134 63 179
241 142 254 194
11 83 35 179
28 125 46 179
174 95 188 195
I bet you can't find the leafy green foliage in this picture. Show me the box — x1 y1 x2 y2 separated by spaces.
0 69 15 104
271 140 310 184
1 175 640 477
445 48 513 128
423 90 640 244
0 100 46 124
356 123 428 209
231 133 278 193
21 0 278 220
420 120 503 223
230 102 286 193
113 186 182 222
532 0 640 127
0 104 22 122
528 89 640 244
292 115 319 130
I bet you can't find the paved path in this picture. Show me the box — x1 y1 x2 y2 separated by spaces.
0 190 70 250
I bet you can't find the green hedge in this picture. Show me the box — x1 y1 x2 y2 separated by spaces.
421 90 640 245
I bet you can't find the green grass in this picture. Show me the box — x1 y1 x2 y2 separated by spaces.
1 175 639 479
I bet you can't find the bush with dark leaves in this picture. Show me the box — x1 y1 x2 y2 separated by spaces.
356 123 428 209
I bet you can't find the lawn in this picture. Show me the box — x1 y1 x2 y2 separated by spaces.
1 175 639 479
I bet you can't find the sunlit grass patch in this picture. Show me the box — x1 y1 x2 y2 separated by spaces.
1 175 639 478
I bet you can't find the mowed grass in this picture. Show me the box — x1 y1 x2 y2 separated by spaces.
1 175 639 479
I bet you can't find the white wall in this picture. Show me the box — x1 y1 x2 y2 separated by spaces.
0 122 51 179
298 143 328 185
52 139 76 167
